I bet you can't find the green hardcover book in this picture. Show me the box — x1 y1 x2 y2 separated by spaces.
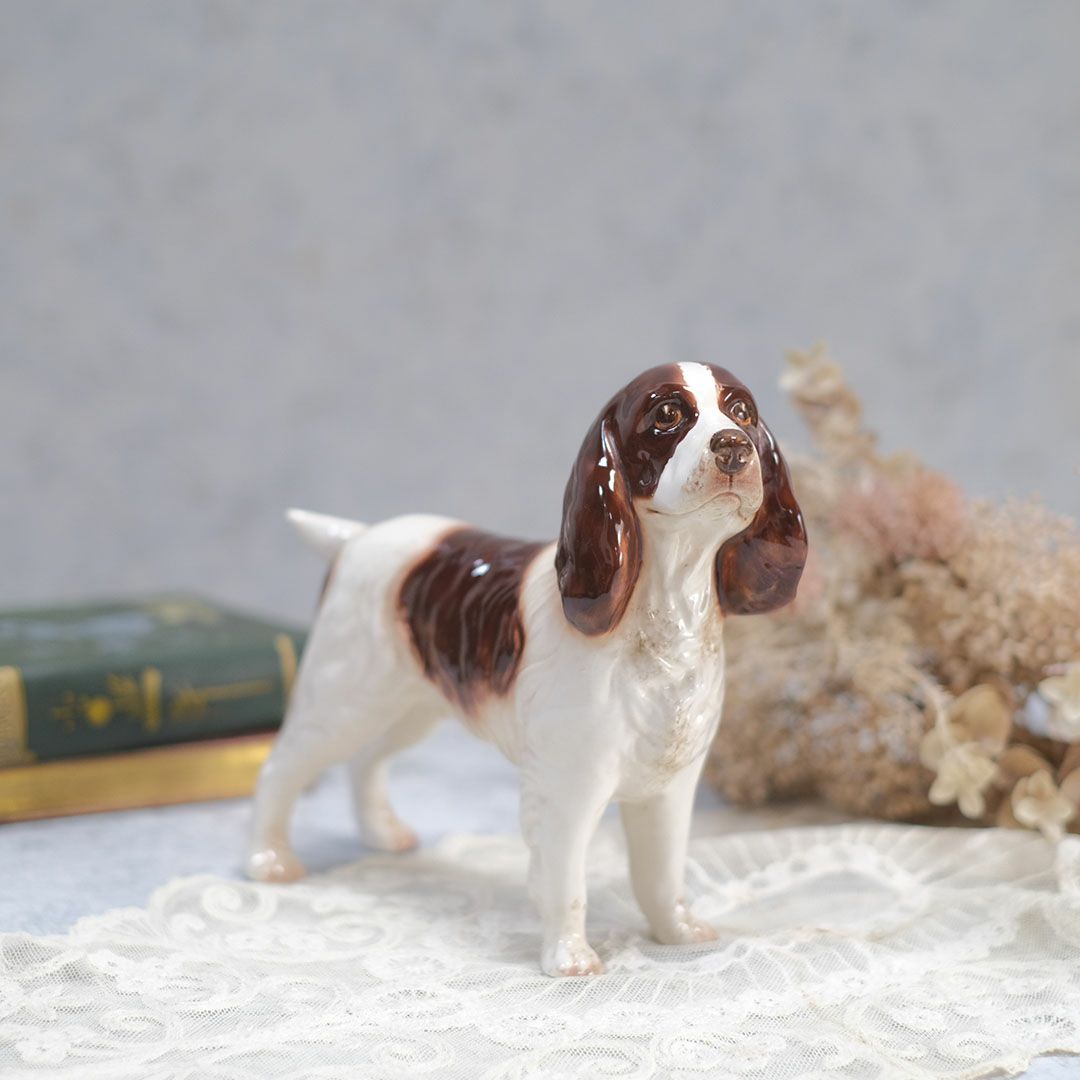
0 594 305 767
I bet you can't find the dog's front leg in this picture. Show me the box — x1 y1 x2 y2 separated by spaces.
521 770 612 977
619 756 718 946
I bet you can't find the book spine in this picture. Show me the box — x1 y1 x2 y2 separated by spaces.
0 632 302 766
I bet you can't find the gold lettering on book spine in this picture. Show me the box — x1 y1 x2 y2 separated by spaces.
142 668 163 732
274 634 298 704
0 666 35 766
169 679 276 722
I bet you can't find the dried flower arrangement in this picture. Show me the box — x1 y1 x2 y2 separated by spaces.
707 345 1080 839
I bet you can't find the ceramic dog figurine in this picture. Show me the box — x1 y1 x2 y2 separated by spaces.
247 362 806 976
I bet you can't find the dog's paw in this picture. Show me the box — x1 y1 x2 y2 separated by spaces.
651 903 719 946
541 934 605 977
361 813 419 854
245 846 306 883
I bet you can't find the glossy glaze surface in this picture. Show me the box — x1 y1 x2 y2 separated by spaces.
399 527 547 715
712 367 808 614
555 364 698 635
249 362 806 978
556 362 806 633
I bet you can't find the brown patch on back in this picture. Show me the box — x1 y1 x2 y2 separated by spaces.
399 527 548 715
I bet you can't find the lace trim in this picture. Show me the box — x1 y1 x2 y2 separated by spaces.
2 819 1079 1079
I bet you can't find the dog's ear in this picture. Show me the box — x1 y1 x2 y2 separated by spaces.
717 420 807 615
556 408 642 635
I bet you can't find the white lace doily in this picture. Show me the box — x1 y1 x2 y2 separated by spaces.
3 818 1080 1079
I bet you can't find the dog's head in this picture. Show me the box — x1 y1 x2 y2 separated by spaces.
555 362 807 634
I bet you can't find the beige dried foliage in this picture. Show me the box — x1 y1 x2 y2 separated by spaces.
708 345 1080 836
903 500 1080 692
834 469 970 564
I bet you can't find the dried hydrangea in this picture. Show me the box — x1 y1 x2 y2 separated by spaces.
1039 664 1080 741
995 744 1080 842
1010 771 1075 842
903 501 1080 694
708 345 1080 838
919 685 1011 819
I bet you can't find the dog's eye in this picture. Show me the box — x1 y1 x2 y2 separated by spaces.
728 399 753 426
653 401 685 432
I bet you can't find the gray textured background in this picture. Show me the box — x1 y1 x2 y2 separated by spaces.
2 1 1077 623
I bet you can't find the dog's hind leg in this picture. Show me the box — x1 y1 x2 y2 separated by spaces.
348 708 439 853
246 699 372 883
246 665 391 882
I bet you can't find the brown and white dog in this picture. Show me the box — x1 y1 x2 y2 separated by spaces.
247 362 806 976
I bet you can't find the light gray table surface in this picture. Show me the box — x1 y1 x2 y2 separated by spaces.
1 722 1075 1079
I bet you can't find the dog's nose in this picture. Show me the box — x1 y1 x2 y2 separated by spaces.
711 429 753 474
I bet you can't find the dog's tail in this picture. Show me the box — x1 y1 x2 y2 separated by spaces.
286 508 367 561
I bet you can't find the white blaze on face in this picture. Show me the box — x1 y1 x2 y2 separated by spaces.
649 362 760 517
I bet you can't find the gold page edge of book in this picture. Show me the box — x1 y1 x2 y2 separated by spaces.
0 734 274 822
